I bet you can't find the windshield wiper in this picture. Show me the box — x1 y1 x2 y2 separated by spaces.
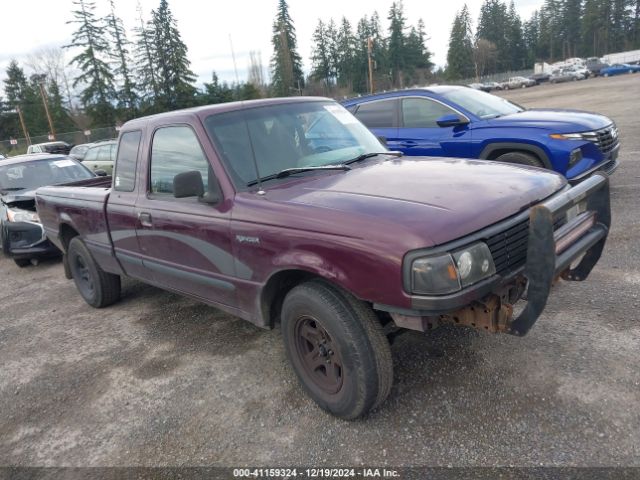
0 187 26 192
247 164 351 187
344 151 403 165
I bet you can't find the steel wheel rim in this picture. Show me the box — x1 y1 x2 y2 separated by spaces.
74 254 94 295
294 316 344 394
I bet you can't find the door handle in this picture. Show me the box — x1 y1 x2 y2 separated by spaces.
401 140 418 146
138 212 153 227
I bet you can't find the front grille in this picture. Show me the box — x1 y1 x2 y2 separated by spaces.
486 214 567 275
584 125 619 154
486 219 529 274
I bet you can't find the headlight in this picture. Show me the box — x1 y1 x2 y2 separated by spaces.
550 132 597 142
6 207 39 223
411 242 496 295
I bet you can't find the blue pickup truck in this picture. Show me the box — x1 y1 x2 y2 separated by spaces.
342 86 619 182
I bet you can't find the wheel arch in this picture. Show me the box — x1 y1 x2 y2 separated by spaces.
259 267 366 329
479 142 553 169
59 223 80 252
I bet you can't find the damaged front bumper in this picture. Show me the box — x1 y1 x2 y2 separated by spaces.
385 173 611 336
2 221 61 260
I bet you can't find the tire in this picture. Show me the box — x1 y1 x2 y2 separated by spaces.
495 151 545 169
281 279 393 419
67 237 120 308
14 258 30 268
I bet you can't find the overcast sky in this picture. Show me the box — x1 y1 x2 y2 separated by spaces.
1 0 543 87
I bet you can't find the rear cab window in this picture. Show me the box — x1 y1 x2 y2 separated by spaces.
114 132 141 192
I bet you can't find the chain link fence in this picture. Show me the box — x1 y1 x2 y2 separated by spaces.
451 68 536 86
0 126 118 158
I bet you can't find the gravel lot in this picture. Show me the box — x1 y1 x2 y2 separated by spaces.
1 74 639 468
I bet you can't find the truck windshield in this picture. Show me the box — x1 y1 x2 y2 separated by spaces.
440 88 523 119
204 101 385 187
0 158 94 193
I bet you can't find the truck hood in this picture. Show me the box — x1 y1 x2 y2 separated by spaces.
484 108 612 133
265 158 566 247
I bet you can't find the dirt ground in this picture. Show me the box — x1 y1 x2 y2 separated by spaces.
1 74 639 468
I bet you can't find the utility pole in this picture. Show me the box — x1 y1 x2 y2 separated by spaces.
16 106 31 145
367 37 374 94
38 81 56 140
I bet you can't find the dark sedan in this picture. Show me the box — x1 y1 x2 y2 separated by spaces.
0 154 97 267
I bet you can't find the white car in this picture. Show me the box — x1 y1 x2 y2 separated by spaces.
503 76 536 89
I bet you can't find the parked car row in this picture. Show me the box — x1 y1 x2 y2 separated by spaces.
1 92 616 420
467 58 638 92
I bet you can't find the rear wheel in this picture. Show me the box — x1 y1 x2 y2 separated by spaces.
68 237 120 308
495 151 545 169
14 258 30 268
281 280 393 419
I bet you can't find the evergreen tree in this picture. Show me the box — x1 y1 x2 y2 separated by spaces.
610 0 631 51
476 0 510 72
506 1 526 69
523 11 540 65
46 78 76 133
270 0 304 96
387 1 407 87
150 0 197 111
65 0 116 127
310 20 333 88
133 2 159 111
353 15 372 93
200 72 234 104
446 5 475 79
582 0 606 56
336 17 356 89
106 0 137 119
561 0 582 58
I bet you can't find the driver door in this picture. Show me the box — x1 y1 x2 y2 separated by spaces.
134 125 236 307
397 97 471 158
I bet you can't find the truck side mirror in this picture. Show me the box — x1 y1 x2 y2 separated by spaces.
94 169 108 177
436 114 469 128
173 170 204 198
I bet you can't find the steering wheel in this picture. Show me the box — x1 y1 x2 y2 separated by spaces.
313 145 332 153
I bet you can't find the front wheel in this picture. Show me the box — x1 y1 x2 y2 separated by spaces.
281 280 393 419
495 151 545 169
68 237 121 308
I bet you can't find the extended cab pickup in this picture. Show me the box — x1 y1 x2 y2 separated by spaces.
36 97 611 419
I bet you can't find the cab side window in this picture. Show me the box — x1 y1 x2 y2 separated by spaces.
114 131 141 192
401 98 457 128
150 126 209 195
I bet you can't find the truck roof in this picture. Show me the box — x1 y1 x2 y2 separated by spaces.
121 96 333 129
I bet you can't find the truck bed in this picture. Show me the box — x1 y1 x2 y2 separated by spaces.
36 178 121 275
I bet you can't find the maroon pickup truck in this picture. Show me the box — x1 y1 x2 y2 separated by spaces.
36 97 610 419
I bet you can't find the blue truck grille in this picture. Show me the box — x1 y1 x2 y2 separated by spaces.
486 215 566 275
